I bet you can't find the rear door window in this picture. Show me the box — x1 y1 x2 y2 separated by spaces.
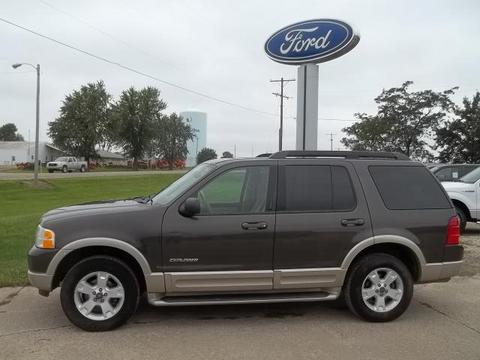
369 166 451 210
278 165 356 212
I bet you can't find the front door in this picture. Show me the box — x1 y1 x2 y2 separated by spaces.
162 164 276 294
273 160 373 290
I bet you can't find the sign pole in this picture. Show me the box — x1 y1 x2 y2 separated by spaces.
296 64 319 150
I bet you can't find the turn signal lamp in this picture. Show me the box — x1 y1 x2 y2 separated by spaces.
35 226 55 249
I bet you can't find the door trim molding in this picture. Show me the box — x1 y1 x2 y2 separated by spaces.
164 270 273 293
273 268 345 289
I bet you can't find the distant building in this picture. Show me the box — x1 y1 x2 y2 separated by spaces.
95 149 126 166
0 141 64 165
180 110 207 167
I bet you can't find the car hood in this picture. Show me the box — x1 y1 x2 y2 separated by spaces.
441 181 475 192
42 199 146 221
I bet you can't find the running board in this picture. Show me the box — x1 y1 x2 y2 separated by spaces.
148 291 338 306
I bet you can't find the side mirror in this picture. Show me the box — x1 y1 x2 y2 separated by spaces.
179 198 201 217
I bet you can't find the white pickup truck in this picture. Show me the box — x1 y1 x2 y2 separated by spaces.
46 157 88 173
442 167 480 232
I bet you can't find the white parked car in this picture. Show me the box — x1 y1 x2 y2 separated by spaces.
46 157 88 173
442 167 480 231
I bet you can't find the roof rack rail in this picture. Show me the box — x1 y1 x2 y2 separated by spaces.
269 150 410 160
256 153 273 158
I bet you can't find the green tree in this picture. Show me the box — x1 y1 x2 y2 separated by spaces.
111 87 166 169
436 92 480 163
341 81 457 160
151 113 195 170
197 147 217 164
222 151 233 158
0 123 24 141
48 81 110 163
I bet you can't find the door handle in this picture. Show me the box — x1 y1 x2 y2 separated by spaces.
341 218 365 227
241 222 268 230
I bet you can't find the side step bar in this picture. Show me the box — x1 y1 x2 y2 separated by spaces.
148 291 338 307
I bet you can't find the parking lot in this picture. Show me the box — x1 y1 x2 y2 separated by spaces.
0 225 479 360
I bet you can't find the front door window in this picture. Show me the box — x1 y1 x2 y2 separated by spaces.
196 166 270 215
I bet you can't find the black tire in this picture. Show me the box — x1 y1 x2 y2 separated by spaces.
48 170 54 173
344 253 413 322
60 256 140 331
80 165 86 173
62 165 67 173
455 206 467 233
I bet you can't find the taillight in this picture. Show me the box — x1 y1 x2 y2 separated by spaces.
446 216 460 245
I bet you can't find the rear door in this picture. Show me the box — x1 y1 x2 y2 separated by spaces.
273 159 373 290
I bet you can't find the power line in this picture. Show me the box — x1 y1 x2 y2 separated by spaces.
0 16 275 117
37 0 178 70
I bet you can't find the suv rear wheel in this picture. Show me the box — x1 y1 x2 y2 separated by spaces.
344 253 413 322
60 256 139 331
454 206 467 233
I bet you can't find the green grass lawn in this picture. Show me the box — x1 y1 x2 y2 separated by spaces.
0 174 181 287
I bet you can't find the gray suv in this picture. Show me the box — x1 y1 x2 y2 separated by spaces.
28 151 463 331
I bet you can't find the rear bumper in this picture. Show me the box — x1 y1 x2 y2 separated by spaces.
418 260 463 283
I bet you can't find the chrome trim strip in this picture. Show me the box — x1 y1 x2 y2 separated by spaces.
164 270 273 293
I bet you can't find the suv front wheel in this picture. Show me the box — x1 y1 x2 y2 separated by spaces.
344 253 413 322
60 256 140 331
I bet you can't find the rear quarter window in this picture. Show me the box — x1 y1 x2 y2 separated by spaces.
369 165 451 210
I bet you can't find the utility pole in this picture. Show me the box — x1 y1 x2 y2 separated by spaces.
326 133 335 151
270 77 295 151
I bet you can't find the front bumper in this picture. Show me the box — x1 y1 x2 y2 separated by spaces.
27 271 53 294
27 245 59 295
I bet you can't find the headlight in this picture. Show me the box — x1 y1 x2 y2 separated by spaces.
35 225 55 249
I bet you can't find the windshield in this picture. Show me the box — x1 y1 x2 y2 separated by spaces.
460 167 480 184
55 157 69 162
153 163 215 205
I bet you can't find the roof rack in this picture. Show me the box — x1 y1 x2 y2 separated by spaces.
269 150 410 160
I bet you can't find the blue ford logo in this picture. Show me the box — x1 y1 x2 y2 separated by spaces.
265 19 360 65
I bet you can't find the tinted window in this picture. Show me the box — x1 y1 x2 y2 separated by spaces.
196 166 270 215
369 166 451 210
332 166 356 210
278 165 356 212
434 167 454 181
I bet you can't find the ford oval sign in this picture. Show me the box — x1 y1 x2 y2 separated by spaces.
265 19 360 65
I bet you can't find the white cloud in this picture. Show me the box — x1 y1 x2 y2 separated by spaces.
0 0 478 156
